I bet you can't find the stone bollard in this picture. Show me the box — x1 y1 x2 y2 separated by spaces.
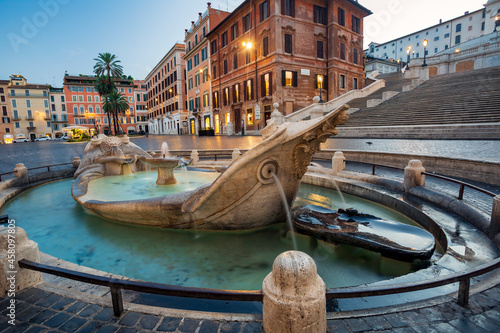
331 151 346 175
190 150 199 164
72 157 81 168
1 226 43 296
270 102 285 125
404 160 425 192
226 122 234 136
263 251 326 333
13 163 28 178
310 96 324 119
489 195 500 244
232 148 241 161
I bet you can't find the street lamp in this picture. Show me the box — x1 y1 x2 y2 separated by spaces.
318 75 324 103
422 39 428 67
495 13 500 32
406 46 411 69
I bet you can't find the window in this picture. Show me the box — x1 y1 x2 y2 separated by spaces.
434 36 439 41
316 41 324 59
340 43 346 60
242 14 251 32
261 72 272 97
231 23 239 40
211 39 218 55
195 74 200 87
188 78 193 90
338 8 345 26
434 48 438 53
353 48 359 64
352 16 361 34
26 100 31 107
260 0 270 22
202 26 206 37
188 41 191 51
13 110 18 119
263 36 269 56
221 31 228 48
247 108 253 125
456 24 461 32
213 91 219 108
245 79 253 100
223 60 228 75
95 95 99 102
15 122 20 128
246 50 251 64
482 22 485 31
12 100 16 108
233 54 239 70
212 65 217 79
51 104 56 111
73 105 78 114
224 87 230 105
203 93 209 107
194 53 199 66
87 95 92 102
25 90 29 96
282 70 297 87
281 0 295 17
187 59 192 71
195 34 198 45
455 35 461 44
50 96 54 102
444 33 450 38
284 34 293 54
233 84 240 103
201 47 207 61
314 5 327 25
340 75 346 89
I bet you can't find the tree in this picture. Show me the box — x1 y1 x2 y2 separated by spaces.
103 90 129 135
94 75 114 134
93 53 124 135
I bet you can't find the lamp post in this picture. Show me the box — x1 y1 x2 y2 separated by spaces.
495 13 500 32
406 46 411 70
422 39 428 67
318 75 324 103
243 40 258 133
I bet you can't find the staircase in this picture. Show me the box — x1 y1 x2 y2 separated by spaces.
337 66 500 139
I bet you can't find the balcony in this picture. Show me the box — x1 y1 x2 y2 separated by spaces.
12 116 21 121
27 127 36 131
26 116 34 120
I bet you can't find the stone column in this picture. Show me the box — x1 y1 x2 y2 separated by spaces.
13 163 28 178
232 148 241 161
263 251 326 333
404 160 425 192
190 150 199 164
1 226 43 296
331 151 346 175
489 195 500 245
310 96 324 119
270 103 285 125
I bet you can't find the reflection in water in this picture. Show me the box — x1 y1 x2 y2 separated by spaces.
0 179 438 290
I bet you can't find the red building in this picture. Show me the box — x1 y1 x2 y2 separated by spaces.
207 0 371 133
63 75 137 135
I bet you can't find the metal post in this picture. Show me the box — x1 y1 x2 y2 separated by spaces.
458 184 465 200
110 286 123 316
458 279 470 306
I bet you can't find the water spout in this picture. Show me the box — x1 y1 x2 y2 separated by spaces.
272 173 297 250
161 142 170 158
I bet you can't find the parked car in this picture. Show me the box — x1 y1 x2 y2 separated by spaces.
13 134 28 143
34 136 52 142
54 135 68 141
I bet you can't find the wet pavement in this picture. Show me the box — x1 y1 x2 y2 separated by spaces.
1 135 500 332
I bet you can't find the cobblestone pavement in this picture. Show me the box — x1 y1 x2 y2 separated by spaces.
1 284 500 332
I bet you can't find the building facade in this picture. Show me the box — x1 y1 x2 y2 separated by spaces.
366 1 500 63
207 0 371 134
0 80 13 143
63 75 137 135
183 3 230 134
48 87 68 138
134 80 148 133
8 75 52 141
146 43 188 135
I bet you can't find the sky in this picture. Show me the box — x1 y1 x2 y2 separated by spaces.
0 0 488 87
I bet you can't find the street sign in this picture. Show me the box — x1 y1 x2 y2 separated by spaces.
255 104 261 120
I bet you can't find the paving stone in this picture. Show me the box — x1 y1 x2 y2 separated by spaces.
365 315 393 330
392 328 417 333
469 313 500 331
345 317 371 332
64 301 87 315
14 304 44 322
138 314 161 330
402 310 431 325
28 308 57 324
59 317 88 332
24 326 47 333
94 308 115 322
44 312 71 328
483 308 500 324
383 313 412 328
199 320 219 333
77 321 107 333
327 319 350 333
220 321 242 333
34 293 63 308
51 298 77 311
96 325 119 333
117 311 142 327
78 304 103 318
156 317 182 332
413 323 461 333
449 317 489 332
16 288 49 302
178 318 201 332
116 327 138 333
418 307 445 322
242 322 263 333
2 321 31 333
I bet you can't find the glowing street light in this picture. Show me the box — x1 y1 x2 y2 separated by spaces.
318 75 324 103
422 39 428 67
495 13 500 32
406 46 411 69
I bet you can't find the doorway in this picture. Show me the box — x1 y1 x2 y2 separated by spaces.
234 109 241 133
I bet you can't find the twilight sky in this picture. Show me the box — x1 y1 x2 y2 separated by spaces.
0 0 487 87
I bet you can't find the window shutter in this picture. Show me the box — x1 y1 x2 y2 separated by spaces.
261 74 265 97
269 72 273 95
324 74 328 91
292 71 298 87
315 74 319 89
243 81 247 100
313 6 317 23
281 0 285 15
291 0 295 17
282 70 286 86
250 79 254 99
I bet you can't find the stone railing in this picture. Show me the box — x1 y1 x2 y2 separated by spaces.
284 76 386 122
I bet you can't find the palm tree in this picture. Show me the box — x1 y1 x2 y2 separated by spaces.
103 90 129 135
93 53 123 134
94 75 114 134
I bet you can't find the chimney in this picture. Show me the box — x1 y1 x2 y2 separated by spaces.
185 29 188 37
199 12 202 17
465 11 469 15
191 21 195 28
439 19 442 24
207 2 211 8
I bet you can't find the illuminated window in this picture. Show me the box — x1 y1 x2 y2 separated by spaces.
225 112 230 124
246 108 253 125
285 71 293 86
246 79 252 100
